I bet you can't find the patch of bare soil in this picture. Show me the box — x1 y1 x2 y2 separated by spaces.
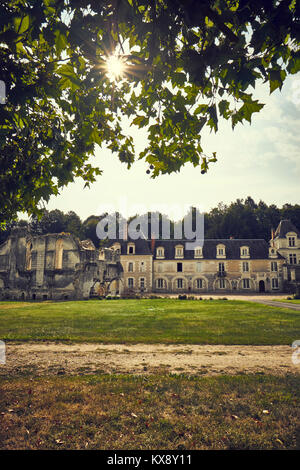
0 342 299 377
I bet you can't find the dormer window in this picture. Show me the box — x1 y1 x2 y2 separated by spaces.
175 245 184 258
156 247 165 258
216 244 226 259
194 247 203 258
240 246 250 258
286 232 297 247
288 237 295 247
127 243 135 254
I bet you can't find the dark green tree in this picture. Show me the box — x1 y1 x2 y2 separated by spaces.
29 209 66 234
82 215 102 246
280 203 300 228
64 210 83 238
0 0 299 224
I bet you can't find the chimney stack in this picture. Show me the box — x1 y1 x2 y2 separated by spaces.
151 232 155 253
271 227 275 247
121 220 128 241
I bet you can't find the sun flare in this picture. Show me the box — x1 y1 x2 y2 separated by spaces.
105 54 126 81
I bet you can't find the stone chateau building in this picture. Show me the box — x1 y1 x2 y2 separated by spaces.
0 228 123 300
108 219 300 295
0 219 299 299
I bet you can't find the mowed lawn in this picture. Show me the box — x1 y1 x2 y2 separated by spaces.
0 299 299 345
0 373 299 450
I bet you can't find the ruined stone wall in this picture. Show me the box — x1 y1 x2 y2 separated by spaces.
0 230 122 300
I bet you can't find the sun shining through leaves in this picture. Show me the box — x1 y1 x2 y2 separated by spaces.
105 54 126 81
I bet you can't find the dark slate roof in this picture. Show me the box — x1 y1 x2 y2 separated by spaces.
108 238 284 260
274 219 300 238
153 239 274 260
107 238 152 255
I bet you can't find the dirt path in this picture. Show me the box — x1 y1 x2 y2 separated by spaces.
0 342 299 377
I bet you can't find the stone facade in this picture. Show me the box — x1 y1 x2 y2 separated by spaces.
272 219 300 294
110 239 153 295
108 220 300 295
0 228 123 300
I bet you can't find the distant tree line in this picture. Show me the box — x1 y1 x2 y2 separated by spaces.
1 197 299 246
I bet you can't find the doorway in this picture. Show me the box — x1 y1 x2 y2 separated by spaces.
259 280 265 293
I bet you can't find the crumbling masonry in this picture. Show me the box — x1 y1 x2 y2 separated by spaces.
0 228 123 300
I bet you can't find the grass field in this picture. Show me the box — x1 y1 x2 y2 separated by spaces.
0 373 299 450
0 298 299 345
1 298 299 450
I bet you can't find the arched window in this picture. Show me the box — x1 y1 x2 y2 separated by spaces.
127 243 135 254
175 245 184 258
55 239 63 269
156 247 165 258
216 244 226 258
240 246 250 258
194 247 203 258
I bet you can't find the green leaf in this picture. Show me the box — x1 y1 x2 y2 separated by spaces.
14 15 30 35
218 100 230 118
269 70 286 94
131 115 149 128
194 104 208 115
240 99 265 123
54 29 67 55
57 64 81 90
287 52 300 74
171 72 186 87
207 105 218 132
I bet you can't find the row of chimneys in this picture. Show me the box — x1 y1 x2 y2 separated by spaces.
121 222 277 250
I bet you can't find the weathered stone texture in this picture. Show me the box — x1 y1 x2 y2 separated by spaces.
0 229 123 300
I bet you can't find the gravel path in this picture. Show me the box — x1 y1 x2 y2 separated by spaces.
0 342 299 377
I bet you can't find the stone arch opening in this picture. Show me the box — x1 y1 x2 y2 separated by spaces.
259 280 265 293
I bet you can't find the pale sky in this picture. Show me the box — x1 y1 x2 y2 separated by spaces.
44 74 300 221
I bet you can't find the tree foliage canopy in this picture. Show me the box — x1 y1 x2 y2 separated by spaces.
1 0 299 223
2 198 300 246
